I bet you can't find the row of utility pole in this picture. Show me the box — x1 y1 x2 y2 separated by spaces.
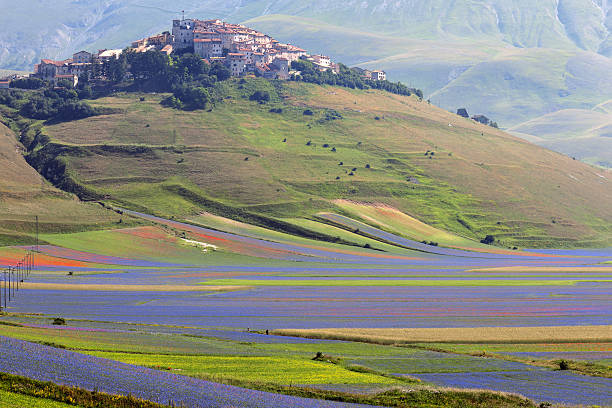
1 252 34 311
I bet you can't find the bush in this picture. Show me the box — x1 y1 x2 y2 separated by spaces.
250 90 270 103
559 360 569 370
303 109 314 116
11 77 46 89
52 317 66 325
480 235 495 245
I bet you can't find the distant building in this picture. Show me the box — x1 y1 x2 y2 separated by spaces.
0 80 10 89
160 44 173 55
72 51 92 64
194 38 222 59
370 70 386 81
36 59 72 81
172 19 195 49
226 53 247 76
97 49 123 62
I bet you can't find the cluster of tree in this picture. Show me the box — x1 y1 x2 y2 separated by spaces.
10 77 46 89
103 50 232 110
20 87 101 120
0 85 101 121
456 108 499 128
290 60 422 98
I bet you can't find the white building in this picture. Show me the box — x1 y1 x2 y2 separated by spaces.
370 70 386 81
97 49 123 62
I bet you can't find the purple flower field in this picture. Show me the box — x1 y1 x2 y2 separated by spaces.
0 336 376 408
412 370 612 406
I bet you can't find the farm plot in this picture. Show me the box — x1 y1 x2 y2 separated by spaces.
0 336 374 408
413 370 612 406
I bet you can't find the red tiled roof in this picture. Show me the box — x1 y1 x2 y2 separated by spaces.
42 59 71 66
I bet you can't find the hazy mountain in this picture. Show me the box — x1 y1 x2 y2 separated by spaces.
1 0 611 165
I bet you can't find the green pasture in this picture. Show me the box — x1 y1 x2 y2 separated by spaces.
417 343 612 354
0 390 76 408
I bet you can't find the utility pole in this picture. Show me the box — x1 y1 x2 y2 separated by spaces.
36 215 39 254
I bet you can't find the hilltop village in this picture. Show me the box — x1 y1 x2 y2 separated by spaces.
2 17 386 87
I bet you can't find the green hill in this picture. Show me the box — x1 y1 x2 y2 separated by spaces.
9 79 611 248
0 121 128 245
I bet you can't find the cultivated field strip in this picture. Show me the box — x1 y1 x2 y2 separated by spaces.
0 336 378 408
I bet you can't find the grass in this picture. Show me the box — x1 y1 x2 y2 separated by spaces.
0 389 76 408
80 352 402 386
0 122 133 244
22 80 610 249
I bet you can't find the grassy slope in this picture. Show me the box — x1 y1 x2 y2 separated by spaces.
0 122 132 245
32 80 612 248
244 14 612 168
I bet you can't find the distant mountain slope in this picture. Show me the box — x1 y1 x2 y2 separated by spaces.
18 80 612 248
510 106 612 168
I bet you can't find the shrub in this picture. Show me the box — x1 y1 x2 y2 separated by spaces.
480 235 495 245
11 77 45 89
303 109 314 116
52 317 66 325
559 360 569 370
457 108 469 118
250 90 270 103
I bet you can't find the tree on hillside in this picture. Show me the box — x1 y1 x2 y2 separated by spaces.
10 77 45 89
103 55 128 83
174 53 210 79
127 50 170 82
210 61 231 81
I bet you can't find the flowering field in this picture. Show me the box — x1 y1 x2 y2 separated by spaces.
413 370 612 406
0 336 375 408
0 211 611 406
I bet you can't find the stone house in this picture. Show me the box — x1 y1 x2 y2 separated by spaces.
72 51 92 64
194 38 222 59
